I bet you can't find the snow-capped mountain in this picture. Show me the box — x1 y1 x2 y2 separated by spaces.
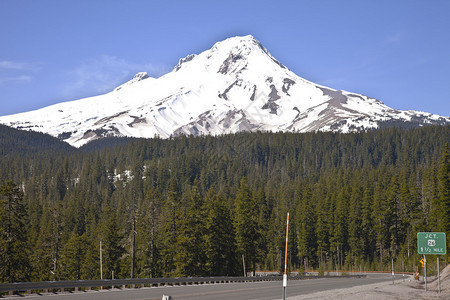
1 35 449 147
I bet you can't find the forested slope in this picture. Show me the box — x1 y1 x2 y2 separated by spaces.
0 125 449 282
0 124 75 157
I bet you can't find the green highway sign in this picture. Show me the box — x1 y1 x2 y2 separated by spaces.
417 232 446 255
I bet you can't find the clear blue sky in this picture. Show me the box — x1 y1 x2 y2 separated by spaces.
1 0 449 117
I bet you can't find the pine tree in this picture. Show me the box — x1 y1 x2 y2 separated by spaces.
136 186 162 278
386 175 400 257
80 239 100 280
254 187 270 269
348 183 363 263
173 184 207 276
204 190 239 276
297 184 317 269
315 188 330 268
372 178 389 267
234 177 260 275
332 187 347 271
160 177 182 276
60 233 89 280
437 143 450 247
99 207 125 279
0 181 31 282
360 182 374 262
0 125 449 277
30 210 56 281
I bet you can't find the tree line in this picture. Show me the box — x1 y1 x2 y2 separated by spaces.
0 125 449 283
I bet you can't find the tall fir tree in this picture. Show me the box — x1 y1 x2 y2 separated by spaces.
136 186 162 278
204 190 239 276
173 184 207 276
234 177 260 275
60 233 89 280
99 207 125 279
437 143 450 259
160 177 182 276
297 184 317 270
0 181 31 283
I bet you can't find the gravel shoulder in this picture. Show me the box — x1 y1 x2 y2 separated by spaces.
288 266 450 300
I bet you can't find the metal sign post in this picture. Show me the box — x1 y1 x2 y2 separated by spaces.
437 256 440 294
424 255 427 292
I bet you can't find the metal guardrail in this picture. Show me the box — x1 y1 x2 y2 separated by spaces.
0 274 366 296
0 276 278 296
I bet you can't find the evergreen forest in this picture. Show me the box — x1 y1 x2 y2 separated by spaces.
0 124 449 283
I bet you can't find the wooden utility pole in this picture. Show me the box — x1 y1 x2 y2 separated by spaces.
100 239 103 290
131 214 136 279
282 212 290 300
391 258 394 284
242 254 246 277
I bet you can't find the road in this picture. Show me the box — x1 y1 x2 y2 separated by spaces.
21 274 402 300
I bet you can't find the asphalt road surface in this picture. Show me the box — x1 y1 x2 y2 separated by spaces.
21 274 402 300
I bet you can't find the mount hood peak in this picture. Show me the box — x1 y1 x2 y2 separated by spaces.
1 35 448 147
